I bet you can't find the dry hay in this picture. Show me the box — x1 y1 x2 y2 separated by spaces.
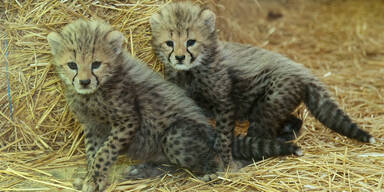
0 0 383 191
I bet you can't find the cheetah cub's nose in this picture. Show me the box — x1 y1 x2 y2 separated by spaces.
175 55 185 62
79 79 91 87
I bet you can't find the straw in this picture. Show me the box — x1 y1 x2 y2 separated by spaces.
3 34 13 120
0 0 383 191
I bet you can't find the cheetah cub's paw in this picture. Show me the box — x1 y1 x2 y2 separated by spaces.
72 167 87 190
197 173 218 182
81 174 107 192
124 163 171 180
72 177 83 190
227 160 247 172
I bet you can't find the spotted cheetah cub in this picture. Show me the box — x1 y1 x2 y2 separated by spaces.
47 19 301 191
150 2 375 157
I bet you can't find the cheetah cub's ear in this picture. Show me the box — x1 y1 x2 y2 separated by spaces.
106 30 125 55
47 32 63 56
149 13 160 28
200 9 216 33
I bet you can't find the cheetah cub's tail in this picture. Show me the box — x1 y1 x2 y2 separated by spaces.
232 135 302 160
305 82 375 144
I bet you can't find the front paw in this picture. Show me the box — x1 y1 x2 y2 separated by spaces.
72 167 87 190
81 175 106 192
73 177 84 190
228 159 248 172
124 163 170 180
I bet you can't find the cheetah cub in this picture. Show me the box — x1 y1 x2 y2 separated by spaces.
150 2 375 159
48 19 301 191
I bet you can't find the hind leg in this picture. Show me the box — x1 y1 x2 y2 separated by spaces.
248 108 301 140
276 114 302 141
248 77 304 139
248 114 302 141
162 121 219 177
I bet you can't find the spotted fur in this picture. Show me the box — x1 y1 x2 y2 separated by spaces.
150 2 375 149
48 19 301 191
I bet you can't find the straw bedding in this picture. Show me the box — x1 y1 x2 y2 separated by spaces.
0 0 383 191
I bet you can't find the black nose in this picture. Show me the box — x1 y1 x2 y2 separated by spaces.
175 55 185 62
79 79 91 86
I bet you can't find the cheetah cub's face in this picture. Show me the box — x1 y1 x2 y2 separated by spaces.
150 2 216 70
47 20 124 94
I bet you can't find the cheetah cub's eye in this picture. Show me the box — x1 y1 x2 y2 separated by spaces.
186 39 196 47
165 40 174 47
92 61 101 69
67 62 78 70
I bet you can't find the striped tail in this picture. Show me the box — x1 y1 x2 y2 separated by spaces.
305 82 375 143
232 135 302 160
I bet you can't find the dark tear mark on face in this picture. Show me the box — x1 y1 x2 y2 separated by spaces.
186 49 195 63
72 71 78 86
167 31 174 63
167 45 174 63
71 50 78 87
91 70 99 86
